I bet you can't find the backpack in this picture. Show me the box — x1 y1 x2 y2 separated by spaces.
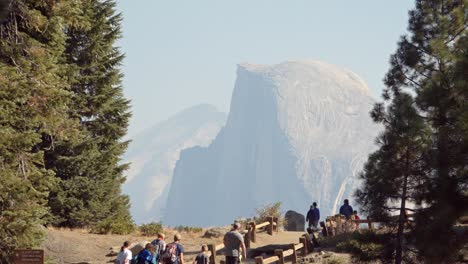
151 239 161 261
161 243 178 264
130 253 140 264
132 249 151 264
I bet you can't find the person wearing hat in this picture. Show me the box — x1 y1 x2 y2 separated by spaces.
223 222 246 264
151 233 166 263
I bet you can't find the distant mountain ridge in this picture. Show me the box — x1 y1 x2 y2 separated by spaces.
164 60 380 226
123 104 226 223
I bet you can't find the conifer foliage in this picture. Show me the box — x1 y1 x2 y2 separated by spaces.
0 0 75 261
356 0 467 263
0 0 133 261
45 0 133 230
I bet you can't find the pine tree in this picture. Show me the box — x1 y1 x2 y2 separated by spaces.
0 0 76 261
45 0 134 231
364 0 467 262
356 93 429 264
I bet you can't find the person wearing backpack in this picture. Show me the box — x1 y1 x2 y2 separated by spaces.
134 243 155 264
161 234 184 264
151 233 166 264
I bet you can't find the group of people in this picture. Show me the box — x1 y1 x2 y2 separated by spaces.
116 222 247 264
117 200 360 264
117 233 186 264
306 199 360 227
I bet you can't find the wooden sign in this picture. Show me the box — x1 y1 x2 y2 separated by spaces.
12 249 44 264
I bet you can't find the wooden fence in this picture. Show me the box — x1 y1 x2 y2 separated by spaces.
208 217 279 264
254 234 312 264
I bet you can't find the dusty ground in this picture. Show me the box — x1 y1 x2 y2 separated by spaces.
42 228 350 264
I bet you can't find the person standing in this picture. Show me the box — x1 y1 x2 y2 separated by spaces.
151 233 167 263
193 245 209 264
223 222 247 264
339 199 354 219
116 241 132 264
161 234 184 264
306 205 314 228
306 203 320 228
311 202 320 228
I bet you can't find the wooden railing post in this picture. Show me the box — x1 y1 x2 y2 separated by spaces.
273 217 279 232
250 222 257 243
367 216 374 230
208 244 216 264
302 233 312 252
290 243 297 264
244 229 251 249
320 221 328 237
275 249 284 264
255 256 264 264
267 216 274 235
299 237 308 256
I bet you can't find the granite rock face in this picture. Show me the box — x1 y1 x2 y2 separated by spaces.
164 60 380 226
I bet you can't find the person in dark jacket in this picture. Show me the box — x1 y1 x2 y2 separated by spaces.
137 243 155 264
306 202 320 228
306 205 314 228
311 202 320 227
339 199 354 219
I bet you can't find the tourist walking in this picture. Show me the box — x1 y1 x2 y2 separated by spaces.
116 241 132 264
136 243 155 264
223 222 247 264
193 245 209 264
152 233 167 263
339 199 354 219
161 234 185 264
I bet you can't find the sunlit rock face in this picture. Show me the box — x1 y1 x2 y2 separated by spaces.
165 60 379 226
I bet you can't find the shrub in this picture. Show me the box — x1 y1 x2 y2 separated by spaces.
324 256 348 264
174 225 203 233
331 230 392 261
91 218 135 235
140 222 164 236
336 239 383 261
254 202 286 228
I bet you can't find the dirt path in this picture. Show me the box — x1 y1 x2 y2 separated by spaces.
43 228 349 264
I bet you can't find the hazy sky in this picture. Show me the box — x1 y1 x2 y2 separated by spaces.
116 1 415 136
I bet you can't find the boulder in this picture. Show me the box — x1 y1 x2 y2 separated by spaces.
284 210 305 231
203 228 227 238
130 241 150 255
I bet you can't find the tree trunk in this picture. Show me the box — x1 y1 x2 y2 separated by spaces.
395 151 409 264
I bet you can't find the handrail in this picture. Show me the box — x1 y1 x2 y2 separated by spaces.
282 249 294 257
263 256 280 264
256 221 270 229
293 243 303 251
215 243 224 251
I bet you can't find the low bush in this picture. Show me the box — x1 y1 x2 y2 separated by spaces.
91 218 135 235
140 222 164 236
254 202 286 228
174 225 203 233
324 255 348 264
327 230 392 261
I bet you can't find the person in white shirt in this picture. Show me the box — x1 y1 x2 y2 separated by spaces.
116 241 132 264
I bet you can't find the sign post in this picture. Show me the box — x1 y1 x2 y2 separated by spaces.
12 249 44 264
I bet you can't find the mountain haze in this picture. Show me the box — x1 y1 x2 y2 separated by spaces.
164 60 380 226
123 104 226 223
